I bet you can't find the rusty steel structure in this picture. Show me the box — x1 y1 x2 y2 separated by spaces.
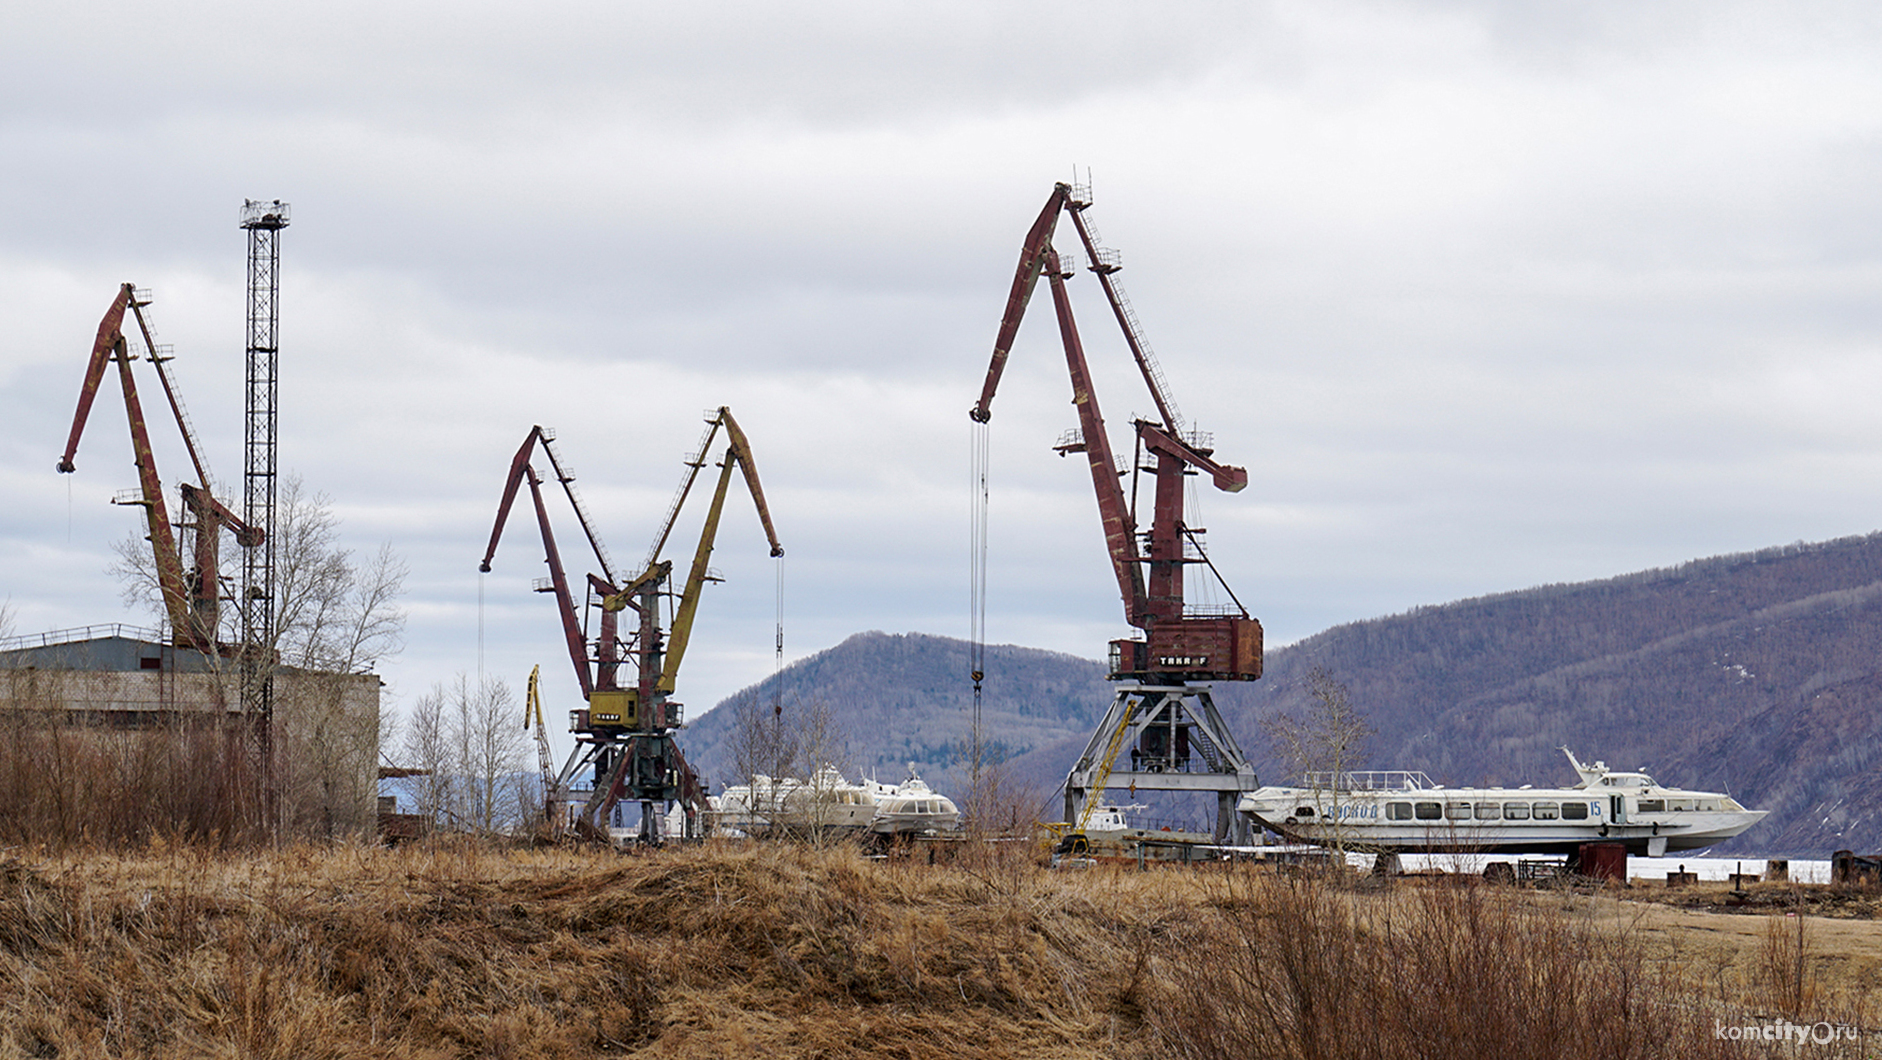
57 284 264 655
972 182 1260 849
480 409 783 843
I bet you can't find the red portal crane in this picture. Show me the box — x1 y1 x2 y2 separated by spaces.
972 183 1260 849
480 409 783 843
57 283 263 654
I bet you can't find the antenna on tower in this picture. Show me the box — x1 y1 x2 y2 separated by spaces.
239 197 288 832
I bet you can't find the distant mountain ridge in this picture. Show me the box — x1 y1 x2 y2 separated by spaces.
680 632 1106 791
686 533 1882 856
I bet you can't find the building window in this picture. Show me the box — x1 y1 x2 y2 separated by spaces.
139 656 162 670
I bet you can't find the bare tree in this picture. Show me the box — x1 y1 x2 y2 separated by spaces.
109 473 406 671
454 674 526 834
398 674 527 835
726 690 799 790
1263 667 1373 853
277 671 381 838
792 698 851 844
401 685 456 825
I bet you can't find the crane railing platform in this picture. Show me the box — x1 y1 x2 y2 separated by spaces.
1298 770 1438 792
0 623 169 653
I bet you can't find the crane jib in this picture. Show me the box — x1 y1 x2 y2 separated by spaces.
974 184 1262 683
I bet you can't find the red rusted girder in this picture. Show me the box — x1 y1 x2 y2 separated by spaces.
59 284 263 653
523 466 594 700
971 184 1262 680
1044 250 1146 626
57 283 134 475
109 319 194 647
480 425 548 574
971 184 1072 424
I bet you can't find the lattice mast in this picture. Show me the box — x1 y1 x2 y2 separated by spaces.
239 199 289 823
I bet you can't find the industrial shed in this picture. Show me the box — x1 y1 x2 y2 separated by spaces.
0 624 381 840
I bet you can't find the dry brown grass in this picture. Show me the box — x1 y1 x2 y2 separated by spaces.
2 842 1861 1059
0 838 1188 1058
1142 869 1825 1060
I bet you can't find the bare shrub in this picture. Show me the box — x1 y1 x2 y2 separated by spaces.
0 682 260 848
1760 890 1816 1018
1150 870 1742 1060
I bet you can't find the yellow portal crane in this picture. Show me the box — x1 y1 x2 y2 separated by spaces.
583 407 783 842
524 665 562 834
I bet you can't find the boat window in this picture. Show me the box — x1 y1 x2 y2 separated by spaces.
1533 803 1559 820
1636 799 1665 813
1445 802 1472 820
1561 802 1589 820
1700 800 1719 812
1415 802 1442 820
1503 802 1530 820
1294 806 1316 818
1387 802 1413 821
1474 803 1501 820
1669 800 1691 812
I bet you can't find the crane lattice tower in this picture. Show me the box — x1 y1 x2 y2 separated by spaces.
239 198 289 819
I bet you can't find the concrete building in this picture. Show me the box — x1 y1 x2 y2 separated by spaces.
0 624 381 839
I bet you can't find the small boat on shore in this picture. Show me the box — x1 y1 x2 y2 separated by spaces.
709 763 960 838
709 766 877 837
864 764 961 836
1237 747 1767 857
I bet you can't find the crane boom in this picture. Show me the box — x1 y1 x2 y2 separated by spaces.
480 425 616 587
58 284 265 653
57 284 134 476
59 286 200 648
658 407 784 694
972 185 1072 424
1042 250 1145 624
972 184 1262 683
525 665 561 830
524 465 595 699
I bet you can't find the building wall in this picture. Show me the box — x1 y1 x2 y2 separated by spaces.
1 646 381 840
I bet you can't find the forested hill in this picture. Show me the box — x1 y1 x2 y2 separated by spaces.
1219 533 1882 856
687 533 1882 856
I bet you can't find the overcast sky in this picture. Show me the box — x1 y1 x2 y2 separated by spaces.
6 2 1882 761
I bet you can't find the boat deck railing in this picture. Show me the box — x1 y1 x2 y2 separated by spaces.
1300 770 1437 792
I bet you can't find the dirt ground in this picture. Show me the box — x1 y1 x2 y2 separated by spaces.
1572 883 1882 1007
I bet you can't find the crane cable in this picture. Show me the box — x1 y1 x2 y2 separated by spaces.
969 417 991 790
773 552 785 715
